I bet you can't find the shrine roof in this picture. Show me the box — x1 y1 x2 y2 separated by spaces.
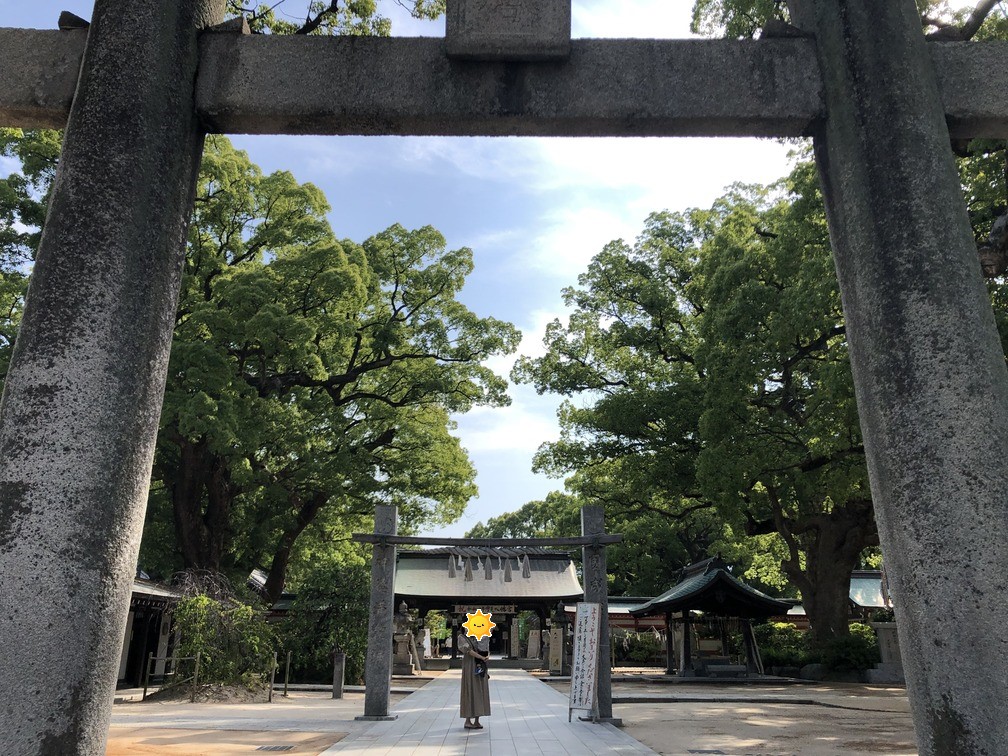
629 557 790 619
394 549 583 603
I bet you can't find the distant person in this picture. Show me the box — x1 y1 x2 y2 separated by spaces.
461 634 490 729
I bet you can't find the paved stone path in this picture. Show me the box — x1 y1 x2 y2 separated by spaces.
323 669 656 755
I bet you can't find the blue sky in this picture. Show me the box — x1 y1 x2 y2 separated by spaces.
2 1 972 537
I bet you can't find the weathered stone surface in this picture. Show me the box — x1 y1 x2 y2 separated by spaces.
5 31 1008 139
793 0 1008 752
0 28 86 128
931 41 1008 138
196 36 820 137
445 0 570 61
360 505 398 720
0 2 225 753
581 506 618 725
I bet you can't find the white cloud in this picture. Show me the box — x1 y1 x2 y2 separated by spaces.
485 137 796 280
454 388 560 454
572 0 695 38
452 308 568 461
518 202 634 277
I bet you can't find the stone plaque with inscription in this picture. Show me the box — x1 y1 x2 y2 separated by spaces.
445 0 571 61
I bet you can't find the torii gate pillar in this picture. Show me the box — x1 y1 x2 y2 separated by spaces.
581 505 619 726
359 504 398 720
794 1 1008 752
0 2 224 753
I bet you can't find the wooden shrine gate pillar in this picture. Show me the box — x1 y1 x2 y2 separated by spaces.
792 1 1008 752
359 504 398 720
581 506 619 725
0 2 225 753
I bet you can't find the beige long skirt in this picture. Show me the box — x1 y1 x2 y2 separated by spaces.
460 652 491 718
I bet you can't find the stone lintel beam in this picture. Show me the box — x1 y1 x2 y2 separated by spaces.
351 533 622 547
3 30 1007 139
194 36 821 137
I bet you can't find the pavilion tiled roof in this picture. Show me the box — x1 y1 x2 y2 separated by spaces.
629 557 791 619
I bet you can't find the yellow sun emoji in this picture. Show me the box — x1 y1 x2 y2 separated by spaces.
463 609 496 641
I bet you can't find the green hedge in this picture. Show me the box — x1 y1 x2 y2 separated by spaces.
753 621 882 672
818 623 881 672
753 621 813 668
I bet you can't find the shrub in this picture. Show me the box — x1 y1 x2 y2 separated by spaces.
174 594 277 684
819 622 881 672
752 621 812 668
613 629 664 664
280 559 371 684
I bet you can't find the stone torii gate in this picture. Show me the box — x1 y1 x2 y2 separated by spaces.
0 1 1006 753
351 504 620 723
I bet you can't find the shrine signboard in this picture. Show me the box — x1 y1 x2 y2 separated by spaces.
568 602 601 722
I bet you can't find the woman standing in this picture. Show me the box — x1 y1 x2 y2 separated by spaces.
460 635 490 729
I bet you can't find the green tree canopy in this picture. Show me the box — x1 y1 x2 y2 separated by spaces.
513 161 877 643
0 131 520 601
226 0 444 36
152 136 520 598
690 0 1006 40
514 147 1008 642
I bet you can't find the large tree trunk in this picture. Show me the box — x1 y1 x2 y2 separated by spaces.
263 491 328 603
169 437 233 572
772 488 878 645
786 500 878 646
171 438 212 569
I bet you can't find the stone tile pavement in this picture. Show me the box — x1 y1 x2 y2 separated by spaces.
323 669 656 755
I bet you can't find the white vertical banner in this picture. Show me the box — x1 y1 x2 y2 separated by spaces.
568 602 601 722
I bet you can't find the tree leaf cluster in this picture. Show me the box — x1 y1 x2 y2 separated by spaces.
690 0 1005 39
279 553 372 683
512 160 880 642
152 136 520 597
0 131 520 603
226 0 444 36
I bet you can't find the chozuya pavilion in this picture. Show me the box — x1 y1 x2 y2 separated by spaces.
393 546 583 663
630 556 792 677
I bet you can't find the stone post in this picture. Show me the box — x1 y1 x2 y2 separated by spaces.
664 610 674 675
0 2 224 753
332 650 346 699
581 506 619 725
681 613 694 677
359 504 398 720
792 1 1008 751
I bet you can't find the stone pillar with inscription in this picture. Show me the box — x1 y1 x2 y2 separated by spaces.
581 506 619 725
359 505 398 720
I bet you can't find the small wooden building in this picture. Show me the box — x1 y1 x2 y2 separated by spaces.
630 557 791 676
117 575 182 687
